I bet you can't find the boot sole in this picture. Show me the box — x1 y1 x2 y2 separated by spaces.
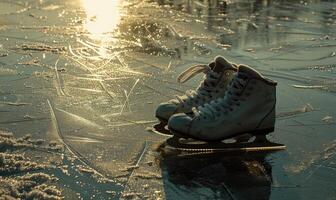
170 127 275 142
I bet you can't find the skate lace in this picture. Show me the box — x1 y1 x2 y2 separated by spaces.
193 74 247 119
172 64 221 107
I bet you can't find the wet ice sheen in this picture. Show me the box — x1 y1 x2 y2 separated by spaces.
0 0 335 199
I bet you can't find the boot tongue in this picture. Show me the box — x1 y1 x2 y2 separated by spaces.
212 56 235 73
238 64 263 79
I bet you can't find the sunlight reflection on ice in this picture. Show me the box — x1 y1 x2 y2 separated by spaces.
81 0 121 38
80 0 121 58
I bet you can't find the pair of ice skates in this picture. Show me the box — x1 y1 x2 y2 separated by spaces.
155 56 284 152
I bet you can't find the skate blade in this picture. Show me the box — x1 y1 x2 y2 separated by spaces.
150 122 172 136
165 136 285 153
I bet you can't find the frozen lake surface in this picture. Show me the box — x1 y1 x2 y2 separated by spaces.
0 0 335 199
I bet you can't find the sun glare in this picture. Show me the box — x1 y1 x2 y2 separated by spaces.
81 0 121 40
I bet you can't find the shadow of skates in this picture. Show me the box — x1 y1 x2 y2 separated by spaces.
156 145 275 200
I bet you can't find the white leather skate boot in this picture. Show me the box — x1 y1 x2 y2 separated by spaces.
168 65 277 141
155 56 237 122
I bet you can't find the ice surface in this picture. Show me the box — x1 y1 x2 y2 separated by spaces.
0 0 335 199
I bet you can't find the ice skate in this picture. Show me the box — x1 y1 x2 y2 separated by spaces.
166 65 285 152
155 56 237 126
164 134 285 153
